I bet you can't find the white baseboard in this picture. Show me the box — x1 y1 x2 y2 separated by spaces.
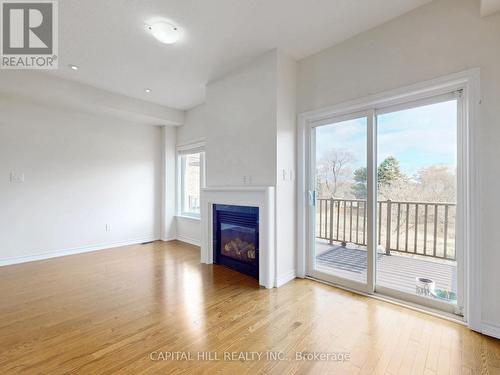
276 269 296 287
482 321 500 339
176 235 201 247
0 236 159 267
161 236 177 242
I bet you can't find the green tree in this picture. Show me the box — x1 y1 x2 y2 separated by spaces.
350 156 406 199
378 156 404 187
352 167 367 198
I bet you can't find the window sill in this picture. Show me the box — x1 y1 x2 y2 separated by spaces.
176 215 201 221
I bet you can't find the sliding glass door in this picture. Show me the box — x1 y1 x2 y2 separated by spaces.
308 113 373 292
375 95 461 314
307 92 463 315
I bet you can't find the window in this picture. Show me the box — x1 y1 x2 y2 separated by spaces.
178 146 205 218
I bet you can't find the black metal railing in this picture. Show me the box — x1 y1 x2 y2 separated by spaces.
316 198 456 260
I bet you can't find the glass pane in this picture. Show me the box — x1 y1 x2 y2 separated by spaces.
220 223 257 263
182 153 201 215
376 99 458 304
314 117 368 284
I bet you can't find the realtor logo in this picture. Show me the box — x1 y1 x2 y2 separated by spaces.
1 0 58 69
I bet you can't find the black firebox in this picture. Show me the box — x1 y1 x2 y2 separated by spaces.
213 204 259 279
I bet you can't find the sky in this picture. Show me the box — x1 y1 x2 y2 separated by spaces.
316 99 457 177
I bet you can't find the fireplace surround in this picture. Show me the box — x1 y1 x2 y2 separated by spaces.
200 186 275 288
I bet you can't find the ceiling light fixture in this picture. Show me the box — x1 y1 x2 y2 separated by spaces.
146 22 180 45
69 64 79 71
145 88 152 93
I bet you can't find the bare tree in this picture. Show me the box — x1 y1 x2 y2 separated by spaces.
317 149 355 197
416 165 456 202
378 165 456 203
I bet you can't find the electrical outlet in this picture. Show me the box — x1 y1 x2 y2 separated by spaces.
10 172 25 183
105 224 112 232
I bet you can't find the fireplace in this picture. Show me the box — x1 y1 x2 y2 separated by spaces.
213 204 259 278
201 187 274 288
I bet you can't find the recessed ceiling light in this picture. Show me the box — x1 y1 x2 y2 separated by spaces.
145 88 152 93
146 22 180 44
69 64 79 71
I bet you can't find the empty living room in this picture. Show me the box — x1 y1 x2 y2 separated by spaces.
1 0 500 373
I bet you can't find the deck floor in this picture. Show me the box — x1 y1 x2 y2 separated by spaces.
316 241 457 298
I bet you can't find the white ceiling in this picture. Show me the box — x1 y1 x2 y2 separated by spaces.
51 0 432 110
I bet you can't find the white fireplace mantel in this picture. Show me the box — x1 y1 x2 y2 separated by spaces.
200 186 275 288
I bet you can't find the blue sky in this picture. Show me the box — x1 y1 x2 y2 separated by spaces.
316 99 457 177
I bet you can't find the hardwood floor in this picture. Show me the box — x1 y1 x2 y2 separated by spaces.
0 241 498 374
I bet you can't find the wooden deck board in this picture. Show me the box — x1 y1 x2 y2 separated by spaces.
316 242 457 296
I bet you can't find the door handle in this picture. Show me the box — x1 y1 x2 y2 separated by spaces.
308 190 316 206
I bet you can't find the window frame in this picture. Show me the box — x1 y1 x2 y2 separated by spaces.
176 142 206 219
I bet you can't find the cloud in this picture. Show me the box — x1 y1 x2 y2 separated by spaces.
316 100 457 175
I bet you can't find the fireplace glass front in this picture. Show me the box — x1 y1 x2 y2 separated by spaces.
213 204 259 278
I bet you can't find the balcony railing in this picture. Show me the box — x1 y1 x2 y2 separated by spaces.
316 198 456 261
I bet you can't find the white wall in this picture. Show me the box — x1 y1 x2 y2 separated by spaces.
276 52 298 282
298 0 500 329
162 126 177 241
177 104 207 146
176 217 201 246
205 50 278 187
0 98 163 264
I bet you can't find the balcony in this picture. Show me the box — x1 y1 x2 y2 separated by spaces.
315 198 457 302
